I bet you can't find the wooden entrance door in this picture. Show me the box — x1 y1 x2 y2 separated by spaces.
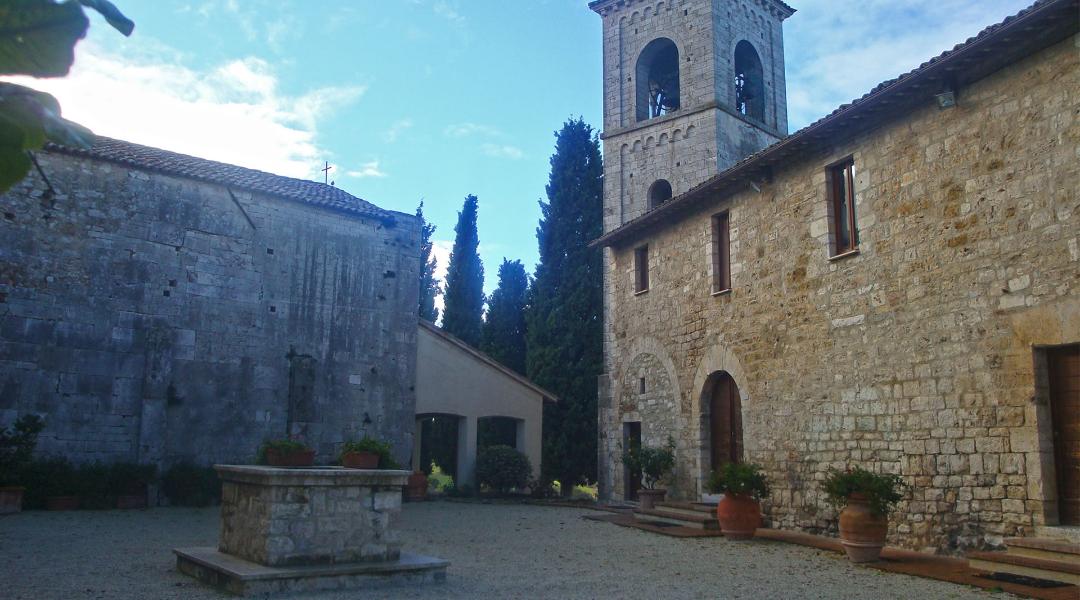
709 373 744 470
1048 345 1080 525
623 422 641 501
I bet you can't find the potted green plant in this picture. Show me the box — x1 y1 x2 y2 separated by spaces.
258 439 316 467
0 415 44 514
340 436 399 469
623 436 675 510
822 467 907 563
109 463 157 509
707 462 770 540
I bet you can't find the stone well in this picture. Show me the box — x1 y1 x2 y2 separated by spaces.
175 465 447 596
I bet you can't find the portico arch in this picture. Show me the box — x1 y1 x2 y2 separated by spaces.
691 342 751 495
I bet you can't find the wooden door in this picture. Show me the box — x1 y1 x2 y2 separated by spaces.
623 422 641 501
709 373 743 470
1048 345 1080 525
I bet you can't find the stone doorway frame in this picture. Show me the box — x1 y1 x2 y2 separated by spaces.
691 342 750 498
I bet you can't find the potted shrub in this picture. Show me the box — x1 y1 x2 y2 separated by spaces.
109 463 157 509
20 457 80 510
161 462 221 507
258 439 316 467
340 436 399 469
623 436 675 510
0 415 44 514
475 445 532 495
823 467 907 563
706 462 770 540
76 462 114 509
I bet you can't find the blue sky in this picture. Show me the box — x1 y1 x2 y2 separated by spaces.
18 0 1034 305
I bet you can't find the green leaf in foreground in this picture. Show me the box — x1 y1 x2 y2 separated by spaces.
0 82 95 192
78 0 134 36
0 0 90 77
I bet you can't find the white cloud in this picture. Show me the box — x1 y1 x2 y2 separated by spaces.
4 41 363 179
481 143 524 160
431 239 453 321
433 1 465 25
347 161 388 179
444 122 500 137
383 119 414 143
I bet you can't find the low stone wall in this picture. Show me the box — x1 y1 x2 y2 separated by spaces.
217 466 409 567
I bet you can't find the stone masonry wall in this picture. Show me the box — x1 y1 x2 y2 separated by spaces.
0 151 421 469
599 34 1080 552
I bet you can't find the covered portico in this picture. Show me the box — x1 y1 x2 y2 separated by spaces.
413 321 555 488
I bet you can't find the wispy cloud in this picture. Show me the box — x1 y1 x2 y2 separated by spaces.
347 161 388 179
5 41 363 179
444 122 501 138
481 143 524 160
383 119 414 143
433 1 466 25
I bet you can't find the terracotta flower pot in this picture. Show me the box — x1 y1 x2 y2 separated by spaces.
716 492 761 540
341 451 379 469
637 488 666 510
266 448 316 467
406 471 428 501
46 495 80 511
0 486 24 514
838 493 888 563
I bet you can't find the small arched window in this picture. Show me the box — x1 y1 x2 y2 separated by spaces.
636 38 680 122
734 41 764 121
648 179 673 208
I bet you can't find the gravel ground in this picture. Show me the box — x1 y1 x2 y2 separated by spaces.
1 501 1013 599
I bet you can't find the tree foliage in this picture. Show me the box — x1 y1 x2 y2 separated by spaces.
0 0 134 192
441 194 484 347
525 118 604 492
416 202 441 322
481 258 528 375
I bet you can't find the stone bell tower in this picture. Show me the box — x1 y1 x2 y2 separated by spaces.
589 0 795 233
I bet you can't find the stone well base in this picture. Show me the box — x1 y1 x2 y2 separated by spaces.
175 547 447 597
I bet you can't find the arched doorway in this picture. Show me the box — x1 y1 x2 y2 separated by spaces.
704 371 743 470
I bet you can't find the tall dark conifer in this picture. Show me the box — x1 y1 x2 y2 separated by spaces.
481 259 529 375
525 118 604 493
441 194 484 347
416 202 441 323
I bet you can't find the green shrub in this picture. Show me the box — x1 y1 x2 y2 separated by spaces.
340 436 400 469
108 462 156 495
76 462 113 509
622 436 675 490
706 462 770 500
822 466 907 516
162 462 221 507
475 445 532 493
0 415 44 486
256 439 312 464
19 457 78 509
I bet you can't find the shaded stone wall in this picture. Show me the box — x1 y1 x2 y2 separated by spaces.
0 151 420 468
599 35 1080 551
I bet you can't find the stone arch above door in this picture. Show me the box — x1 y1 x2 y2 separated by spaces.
615 336 681 418
691 342 750 420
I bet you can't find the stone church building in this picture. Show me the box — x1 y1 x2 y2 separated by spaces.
590 0 1079 551
0 138 421 468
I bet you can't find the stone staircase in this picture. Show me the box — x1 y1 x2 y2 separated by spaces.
968 538 1080 586
633 501 719 530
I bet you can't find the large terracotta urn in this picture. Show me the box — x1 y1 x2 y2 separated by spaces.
716 493 761 540
637 488 666 510
838 493 888 562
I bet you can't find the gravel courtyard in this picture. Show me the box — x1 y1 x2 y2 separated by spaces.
1 501 1011 599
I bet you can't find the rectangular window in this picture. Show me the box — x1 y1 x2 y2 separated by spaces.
827 158 858 256
634 245 649 293
712 212 731 293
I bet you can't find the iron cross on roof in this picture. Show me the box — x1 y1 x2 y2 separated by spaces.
321 161 333 185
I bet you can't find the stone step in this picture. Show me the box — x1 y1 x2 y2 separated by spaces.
654 501 717 519
1004 537 1080 562
968 551 1080 586
634 507 719 530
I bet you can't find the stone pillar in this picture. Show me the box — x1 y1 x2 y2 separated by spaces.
456 415 477 489
412 417 423 471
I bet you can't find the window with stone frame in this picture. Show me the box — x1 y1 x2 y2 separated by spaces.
711 211 731 293
734 41 765 121
827 158 858 256
634 245 650 293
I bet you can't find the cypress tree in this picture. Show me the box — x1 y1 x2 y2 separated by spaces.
525 118 604 493
416 202 441 322
441 194 484 347
481 258 529 375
